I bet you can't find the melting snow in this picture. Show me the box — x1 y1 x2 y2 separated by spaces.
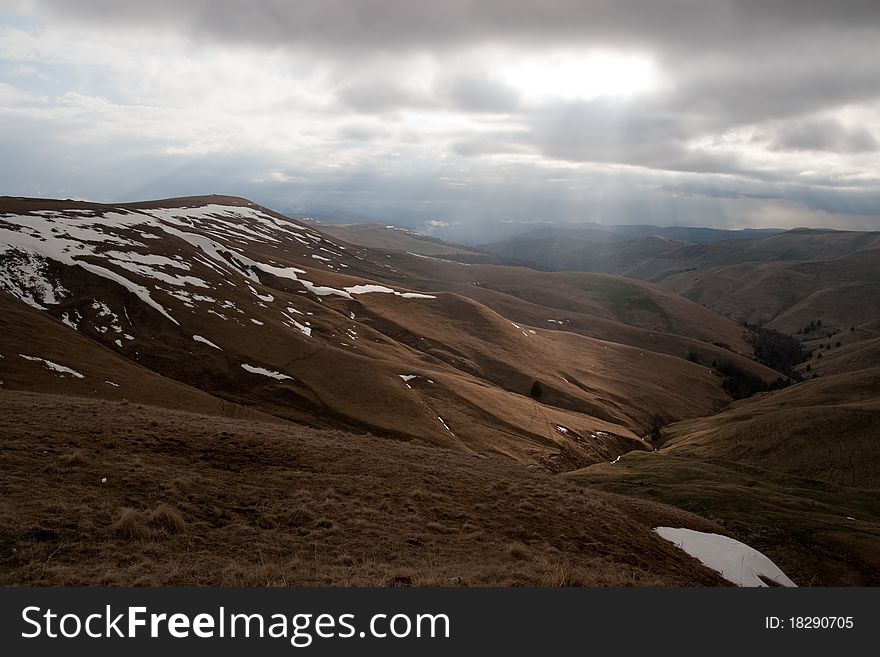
345 284 436 299
19 354 85 379
399 374 418 382
193 334 222 350
241 364 293 380
654 527 796 587
283 313 312 337
247 283 274 302
0 249 68 309
60 311 81 330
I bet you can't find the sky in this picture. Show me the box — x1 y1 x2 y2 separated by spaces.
1 0 879 241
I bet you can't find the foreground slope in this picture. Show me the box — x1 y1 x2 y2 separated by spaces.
0 391 728 586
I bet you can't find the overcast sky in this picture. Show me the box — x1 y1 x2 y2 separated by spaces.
1 0 879 239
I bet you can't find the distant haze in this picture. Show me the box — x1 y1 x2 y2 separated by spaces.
1 0 879 240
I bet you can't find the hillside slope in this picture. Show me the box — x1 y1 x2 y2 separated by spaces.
0 195 772 470
0 390 729 586
567 370 880 585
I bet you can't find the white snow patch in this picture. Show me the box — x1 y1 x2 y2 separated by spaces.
193 334 222 350
283 313 312 337
60 311 80 330
250 318 264 325
302 280 352 298
19 354 85 379
241 364 293 380
0 249 68 308
105 381 119 387
346 284 394 295
399 374 418 382
654 527 796 588
437 416 454 434
344 284 436 299
79 262 178 324
247 283 274 302
103 250 190 270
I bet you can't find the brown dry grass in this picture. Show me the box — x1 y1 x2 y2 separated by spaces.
659 368 880 488
567 371 880 585
0 390 727 587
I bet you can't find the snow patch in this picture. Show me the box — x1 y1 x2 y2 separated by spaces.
19 354 85 379
193 334 222 350
345 284 436 299
654 527 796 588
241 364 293 380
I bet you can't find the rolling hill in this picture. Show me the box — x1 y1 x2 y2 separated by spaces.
476 224 880 341
0 195 772 470
2 194 875 587
567 369 880 585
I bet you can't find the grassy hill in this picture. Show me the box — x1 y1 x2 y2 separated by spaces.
566 370 880 585
0 390 728 586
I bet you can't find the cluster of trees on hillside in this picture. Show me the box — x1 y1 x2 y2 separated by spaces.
798 319 823 334
745 323 806 377
712 361 791 399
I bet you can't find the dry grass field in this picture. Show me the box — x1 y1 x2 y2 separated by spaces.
0 391 727 587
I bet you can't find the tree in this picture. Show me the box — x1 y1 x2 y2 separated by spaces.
529 380 543 399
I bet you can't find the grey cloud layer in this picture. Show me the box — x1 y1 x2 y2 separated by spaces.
25 0 880 52
3 0 879 232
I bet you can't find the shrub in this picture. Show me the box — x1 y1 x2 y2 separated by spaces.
529 380 543 399
113 508 151 540
150 504 187 534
